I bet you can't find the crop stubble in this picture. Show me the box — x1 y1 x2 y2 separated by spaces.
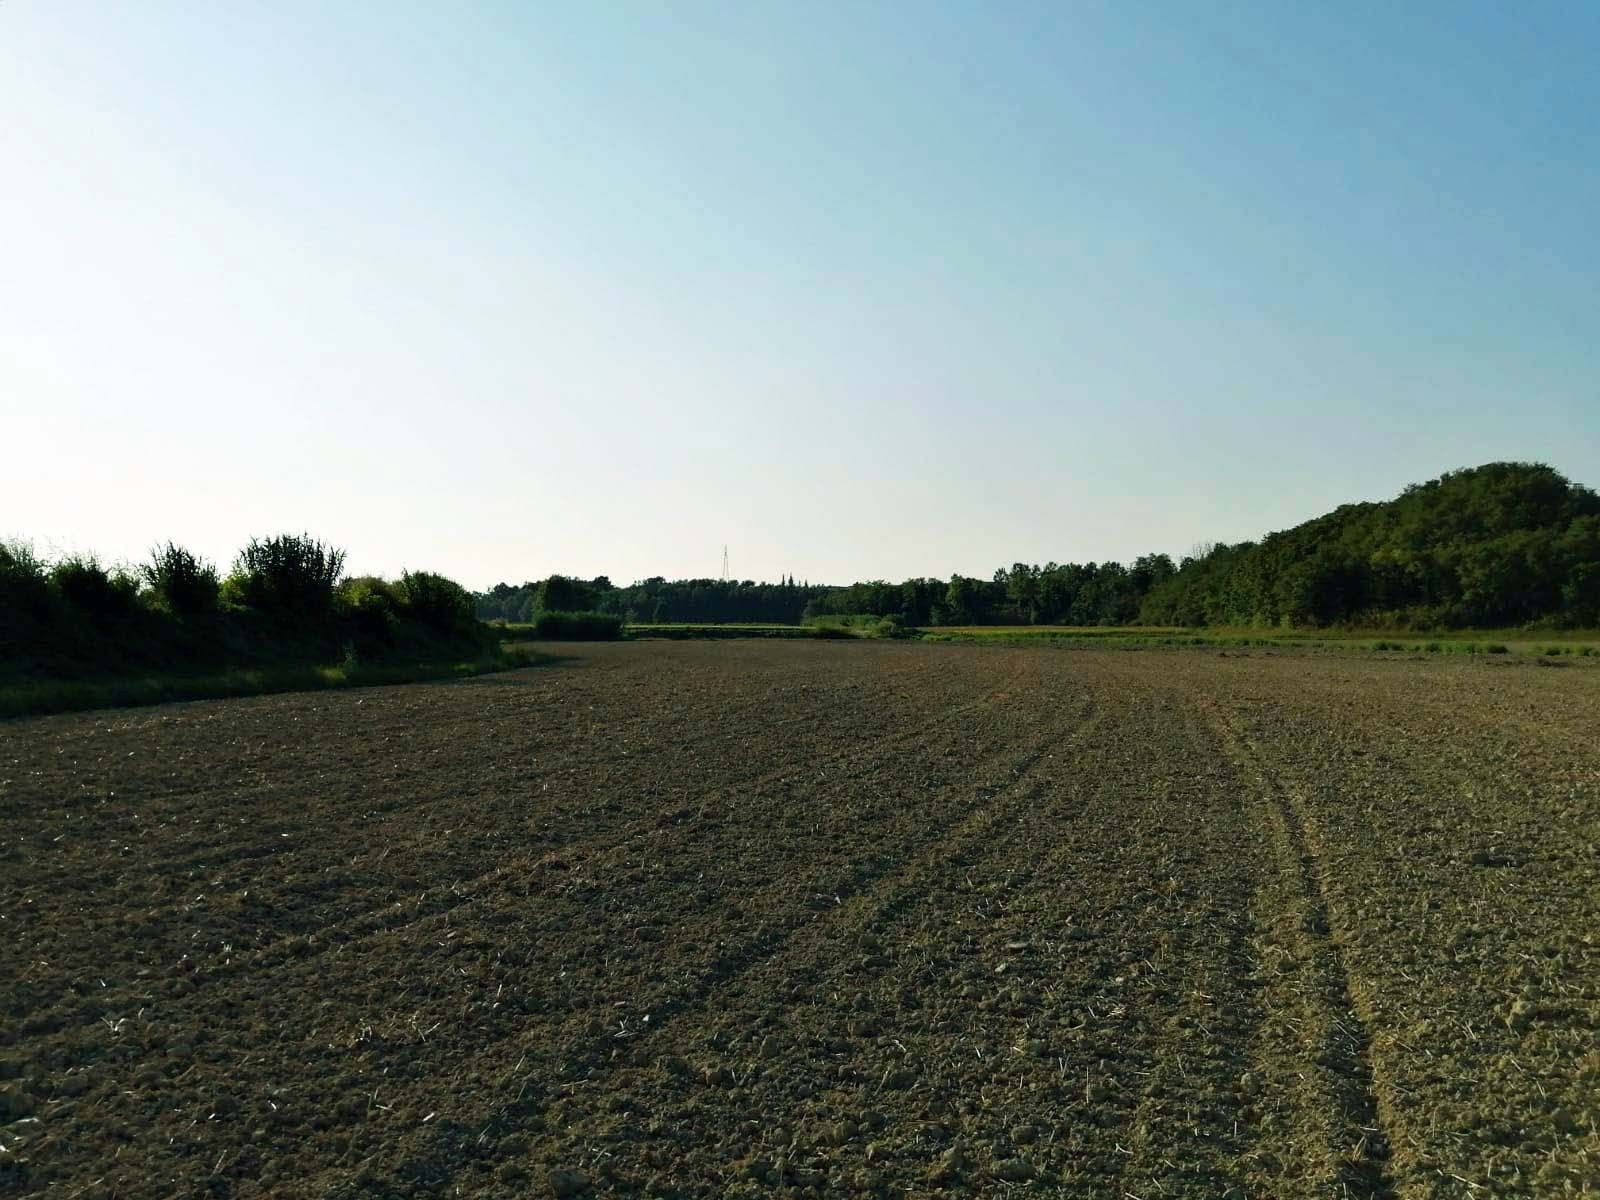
1 641 1595 1198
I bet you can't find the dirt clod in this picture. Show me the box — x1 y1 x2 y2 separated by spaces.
992 1156 1037 1181
548 1167 590 1197
926 1144 966 1184
879 1065 916 1091
0 1085 36 1120
1505 999 1536 1031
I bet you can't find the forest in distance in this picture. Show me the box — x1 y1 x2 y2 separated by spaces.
477 462 1600 631
5 460 1596 700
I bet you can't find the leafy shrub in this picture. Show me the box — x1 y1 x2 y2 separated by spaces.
337 575 402 642
809 623 853 639
0 540 51 619
227 534 345 618
805 614 885 637
531 610 623 639
51 557 140 619
2 534 506 693
1424 641 1443 652
397 571 476 634
142 542 220 615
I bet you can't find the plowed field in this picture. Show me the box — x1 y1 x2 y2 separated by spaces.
2 643 1596 1198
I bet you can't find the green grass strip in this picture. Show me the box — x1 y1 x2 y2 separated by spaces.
0 649 548 720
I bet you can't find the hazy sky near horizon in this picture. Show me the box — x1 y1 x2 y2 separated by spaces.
5 2 1598 588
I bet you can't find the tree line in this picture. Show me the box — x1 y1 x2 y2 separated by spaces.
477 575 833 625
478 463 1600 630
475 563 1180 627
2 534 490 682
799 556 1178 626
477 561 1181 627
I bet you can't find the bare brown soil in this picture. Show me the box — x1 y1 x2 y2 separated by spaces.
2 642 1596 1198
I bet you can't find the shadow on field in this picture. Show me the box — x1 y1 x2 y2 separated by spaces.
461 650 583 680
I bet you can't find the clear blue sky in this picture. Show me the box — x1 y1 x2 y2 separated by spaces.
4 2 1597 588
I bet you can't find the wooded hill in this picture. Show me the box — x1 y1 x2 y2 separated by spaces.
1141 462 1600 628
476 463 1599 630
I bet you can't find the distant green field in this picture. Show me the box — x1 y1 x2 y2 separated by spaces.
921 625 1600 657
626 623 821 639
498 619 1600 657
929 625 1188 640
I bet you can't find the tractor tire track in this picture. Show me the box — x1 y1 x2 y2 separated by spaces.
1204 701 1398 1199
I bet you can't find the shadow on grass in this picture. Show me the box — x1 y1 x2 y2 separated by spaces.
455 650 581 680
0 651 568 721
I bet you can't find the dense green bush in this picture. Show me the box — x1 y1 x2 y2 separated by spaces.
50 557 140 619
812 624 864 643
803 613 911 638
1 541 51 621
226 533 345 618
3 535 497 687
337 575 402 643
142 542 220 615
398 570 477 635
531 610 623 639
